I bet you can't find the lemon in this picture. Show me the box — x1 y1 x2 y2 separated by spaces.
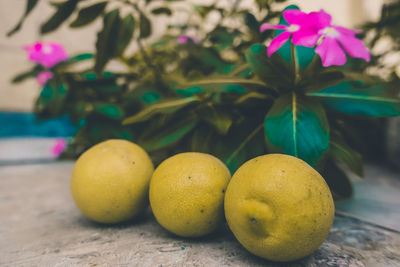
224 154 334 262
70 139 154 224
149 152 231 237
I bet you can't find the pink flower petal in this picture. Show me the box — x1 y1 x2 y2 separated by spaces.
177 35 189 43
23 42 68 68
282 9 309 26
309 9 332 30
334 25 361 36
51 138 67 157
36 71 53 86
267 31 291 57
336 31 370 62
259 23 287 32
292 27 320 47
315 37 347 67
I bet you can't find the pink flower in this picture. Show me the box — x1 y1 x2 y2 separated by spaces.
260 9 321 56
261 9 370 67
51 138 67 157
24 42 68 68
312 10 370 67
177 35 200 44
36 71 53 86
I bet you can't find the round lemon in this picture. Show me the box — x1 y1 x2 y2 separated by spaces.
224 154 334 262
70 139 154 224
149 152 231 237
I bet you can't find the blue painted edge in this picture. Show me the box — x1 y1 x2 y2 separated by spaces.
0 112 77 138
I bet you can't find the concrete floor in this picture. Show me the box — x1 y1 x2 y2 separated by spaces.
0 138 399 265
0 161 399 266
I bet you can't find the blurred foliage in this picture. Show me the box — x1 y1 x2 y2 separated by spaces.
8 0 400 200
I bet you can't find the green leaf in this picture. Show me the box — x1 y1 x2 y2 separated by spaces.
141 91 161 104
94 103 124 118
151 7 172 16
183 76 272 95
224 124 264 173
11 65 44 83
322 160 353 200
202 106 233 135
68 53 94 62
300 70 345 93
139 118 197 151
330 132 364 177
234 92 272 104
41 0 78 34
264 93 330 167
122 97 199 124
307 82 400 117
115 14 135 56
245 44 292 89
95 9 120 75
139 12 151 38
70 1 107 28
7 0 39 36
35 81 68 117
189 125 214 152
243 12 259 32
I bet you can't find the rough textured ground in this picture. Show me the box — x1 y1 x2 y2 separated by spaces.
0 162 399 266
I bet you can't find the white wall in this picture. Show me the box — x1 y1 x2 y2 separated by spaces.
0 0 383 112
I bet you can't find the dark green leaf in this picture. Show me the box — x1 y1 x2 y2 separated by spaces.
234 92 272 104
330 131 364 177
95 9 120 75
264 93 330 167
245 44 292 90
94 103 124 118
122 97 199 124
11 65 44 83
151 7 172 16
68 53 94 62
141 91 161 104
139 12 151 38
216 123 265 173
202 106 233 135
322 160 353 200
307 82 400 117
7 0 39 36
115 14 135 56
244 12 259 32
41 0 78 34
190 125 214 152
70 2 107 28
139 117 197 151
35 81 68 116
301 70 345 93
194 5 214 18
184 76 271 94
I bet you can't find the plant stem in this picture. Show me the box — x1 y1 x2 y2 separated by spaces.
291 43 300 87
226 123 263 165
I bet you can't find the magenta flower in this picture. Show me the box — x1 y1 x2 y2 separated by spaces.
24 42 68 68
177 35 200 44
36 71 53 86
260 9 321 56
261 9 370 67
312 10 370 67
51 138 67 157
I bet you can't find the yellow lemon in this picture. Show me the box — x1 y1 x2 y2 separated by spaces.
224 154 334 262
149 152 231 237
70 139 154 224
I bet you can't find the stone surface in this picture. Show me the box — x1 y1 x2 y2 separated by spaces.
0 162 399 266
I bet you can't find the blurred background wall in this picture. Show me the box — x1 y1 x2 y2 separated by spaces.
0 0 384 112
